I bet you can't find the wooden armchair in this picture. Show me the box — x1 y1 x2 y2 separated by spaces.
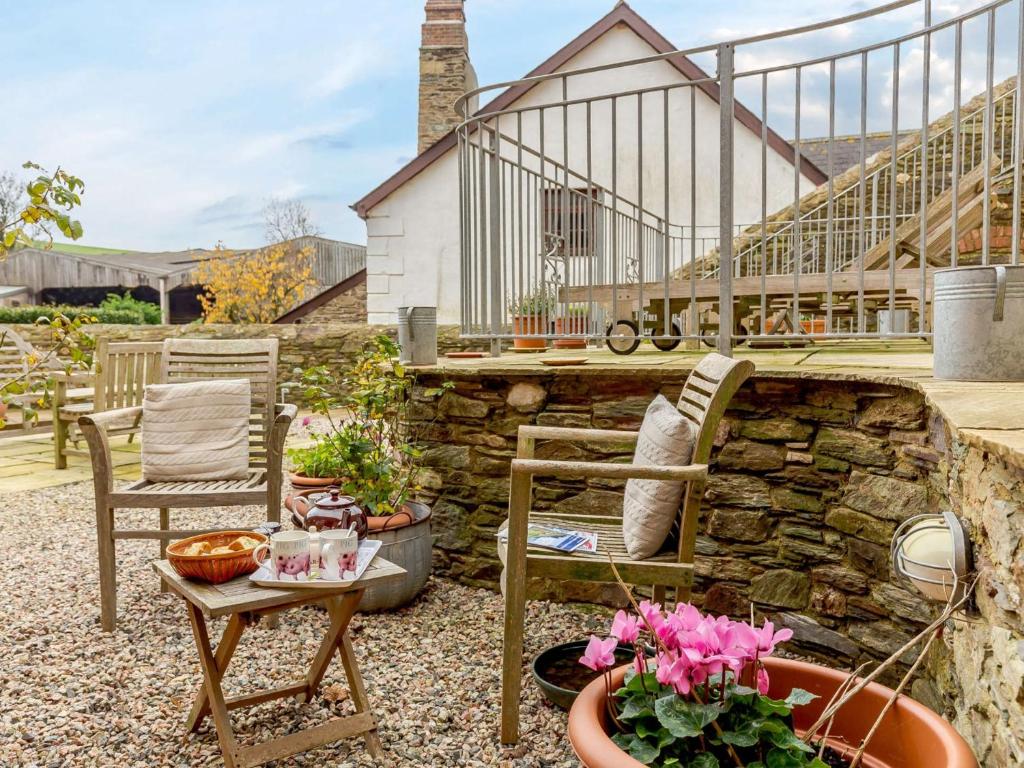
53 339 163 469
500 353 754 744
79 338 297 631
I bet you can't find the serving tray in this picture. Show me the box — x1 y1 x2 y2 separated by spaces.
249 540 382 589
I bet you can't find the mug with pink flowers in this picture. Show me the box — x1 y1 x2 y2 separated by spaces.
579 601 826 767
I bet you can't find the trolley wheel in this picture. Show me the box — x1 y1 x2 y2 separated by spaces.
606 320 641 355
651 321 683 351
700 323 749 349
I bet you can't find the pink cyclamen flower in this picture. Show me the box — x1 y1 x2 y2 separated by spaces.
637 600 665 632
579 635 618 671
655 652 696 695
610 610 641 644
301 415 312 427
753 620 794 656
757 665 771 695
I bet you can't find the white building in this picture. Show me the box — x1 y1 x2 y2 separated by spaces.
353 1 825 325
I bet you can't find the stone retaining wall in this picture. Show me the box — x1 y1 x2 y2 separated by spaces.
406 366 1023 766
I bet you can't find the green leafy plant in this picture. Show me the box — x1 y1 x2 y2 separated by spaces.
0 315 94 428
0 305 148 325
288 334 451 514
508 286 557 317
1 162 85 254
98 292 161 324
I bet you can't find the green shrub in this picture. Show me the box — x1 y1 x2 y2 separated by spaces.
0 305 144 324
99 291 161 324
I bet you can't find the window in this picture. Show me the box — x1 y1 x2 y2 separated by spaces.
542 186 599 257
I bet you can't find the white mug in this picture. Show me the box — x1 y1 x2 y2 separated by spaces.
319 529 358 580
252 530 311 581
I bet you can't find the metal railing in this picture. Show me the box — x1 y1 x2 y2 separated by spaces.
457 0 1024 354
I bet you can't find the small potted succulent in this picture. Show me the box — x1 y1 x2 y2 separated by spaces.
509 288 556 350
554 304 590 349
568 599 978 768
286 335 449 610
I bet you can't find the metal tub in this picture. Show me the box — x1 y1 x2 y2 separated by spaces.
933 265 1024 381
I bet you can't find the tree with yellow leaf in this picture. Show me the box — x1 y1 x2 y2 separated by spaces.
196 243 316 323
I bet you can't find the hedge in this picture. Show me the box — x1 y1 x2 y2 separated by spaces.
0 305 148 325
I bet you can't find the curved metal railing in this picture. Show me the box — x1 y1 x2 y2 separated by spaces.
457 0 1024 353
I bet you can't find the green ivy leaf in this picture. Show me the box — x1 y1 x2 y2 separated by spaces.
688 754 720 768
654 695 721 739
755 695 792 718
719 726 761 748
611 733 660 765
765 747 808 768
620 697 655 721
784 688 818 708
764 725 815 754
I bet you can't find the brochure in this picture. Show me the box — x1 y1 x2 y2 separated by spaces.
497 522 598 553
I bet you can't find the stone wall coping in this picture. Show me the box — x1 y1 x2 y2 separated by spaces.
415 341 1024 470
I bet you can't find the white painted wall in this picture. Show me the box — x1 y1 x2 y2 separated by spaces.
362 23 818 325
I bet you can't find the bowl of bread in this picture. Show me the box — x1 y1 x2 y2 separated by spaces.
167 530 268 584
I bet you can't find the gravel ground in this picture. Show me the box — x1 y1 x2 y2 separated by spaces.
0 481 613 767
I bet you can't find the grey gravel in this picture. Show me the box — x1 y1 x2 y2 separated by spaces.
0 481 612 767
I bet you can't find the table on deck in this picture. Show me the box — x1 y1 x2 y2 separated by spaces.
153 557 406 768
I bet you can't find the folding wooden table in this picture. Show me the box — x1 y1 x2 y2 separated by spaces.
153 557 406 768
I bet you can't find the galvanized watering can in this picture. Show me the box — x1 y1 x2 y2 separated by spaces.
397 306 438 366
933 265 1024 381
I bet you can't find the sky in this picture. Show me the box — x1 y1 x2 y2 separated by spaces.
0 0 1008 252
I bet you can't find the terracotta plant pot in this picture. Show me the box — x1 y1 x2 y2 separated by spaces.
512 314 547 349
553 316 589 349
289 471 345 489
568 658 978 768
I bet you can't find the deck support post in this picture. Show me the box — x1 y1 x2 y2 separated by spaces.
717 43 735 357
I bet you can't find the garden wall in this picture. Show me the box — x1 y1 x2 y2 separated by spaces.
405 366 1024 766
10 322 474 398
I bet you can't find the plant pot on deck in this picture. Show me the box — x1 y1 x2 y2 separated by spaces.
512 314 547 349
286 491 432 612
568 659 978 768
289 471 346 490
553 316 589 349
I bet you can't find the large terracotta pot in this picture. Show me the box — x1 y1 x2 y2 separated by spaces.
289 471 345 489
568 659 977 768
553 316 589 349
512 314 547 349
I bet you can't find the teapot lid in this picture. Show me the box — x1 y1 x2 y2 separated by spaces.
314 488 356 509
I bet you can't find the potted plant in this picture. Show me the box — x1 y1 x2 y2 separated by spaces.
509 288 556 350
567 600 978 768
286 334 450 610
554 304 590 350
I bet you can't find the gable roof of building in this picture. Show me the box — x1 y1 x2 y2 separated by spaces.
352 1 826 218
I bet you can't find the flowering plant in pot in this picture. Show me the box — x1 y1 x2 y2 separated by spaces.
509 288 556 350
575 600 825 767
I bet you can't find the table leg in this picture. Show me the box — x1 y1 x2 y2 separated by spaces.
187 612 245 732
303 591 361 702
337 632 383 758
187 602 240 768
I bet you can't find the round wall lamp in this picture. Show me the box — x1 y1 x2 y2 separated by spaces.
891 510 973 604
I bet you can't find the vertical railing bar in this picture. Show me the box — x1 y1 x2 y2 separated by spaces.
792 66 802 337
888 44 900 325
918 2 931 334
458 126 466 332
637 91 645 337
516 112 524 320
760 72 768 336
663 87 671 339
718 43 735 356
586 100 595 332
690 86 698 341
561 75 569 335
488 123 502 356
611 97 619 334
951 20 963 269
983 9 995 266
826 59 836 334
1013 0 1024 266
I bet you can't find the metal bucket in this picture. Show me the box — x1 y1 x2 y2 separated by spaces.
933 265 1024 381
397 306 438 365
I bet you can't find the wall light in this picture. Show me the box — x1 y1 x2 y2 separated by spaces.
891 511 973 604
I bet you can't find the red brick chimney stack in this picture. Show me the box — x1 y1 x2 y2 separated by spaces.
418 0 477 153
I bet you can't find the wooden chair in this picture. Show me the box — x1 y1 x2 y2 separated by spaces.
79 338 297 631
500 353 755 744
0 324 91 437
53 339 164 469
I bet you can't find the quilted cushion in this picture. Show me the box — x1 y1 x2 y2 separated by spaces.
142 378 251 482
622 394 696 560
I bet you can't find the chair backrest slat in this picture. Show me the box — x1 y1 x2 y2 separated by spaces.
677 353 755 465
159 338 279 469
93 340 163 412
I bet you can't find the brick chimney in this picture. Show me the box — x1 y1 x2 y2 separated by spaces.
418 0 477 153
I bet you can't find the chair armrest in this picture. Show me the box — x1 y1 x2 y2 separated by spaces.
511 458 707 482
274 402 298 425
517 425 639 445
79 406 143 431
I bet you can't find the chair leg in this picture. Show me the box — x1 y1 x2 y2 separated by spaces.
652 585 667 608
53 416 68 470
159 508 170 593
96 506 117 632
500 471 531 745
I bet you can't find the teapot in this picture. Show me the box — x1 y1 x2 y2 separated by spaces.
304 488 368 540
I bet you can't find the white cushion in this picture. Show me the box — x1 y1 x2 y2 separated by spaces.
622 394 696 560
142 378 251 482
